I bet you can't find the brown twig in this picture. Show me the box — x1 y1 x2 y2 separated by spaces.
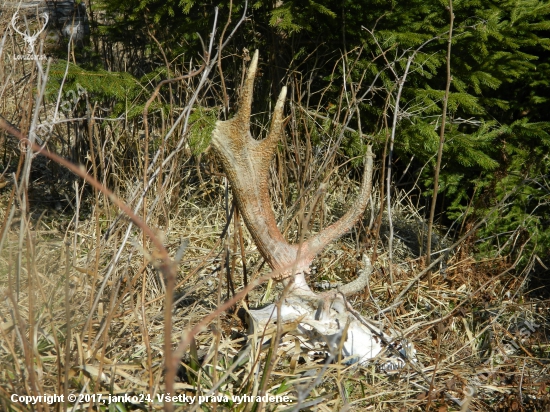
141 57 207 267
0 117 178 410
427 0 454 287
218 0 233 115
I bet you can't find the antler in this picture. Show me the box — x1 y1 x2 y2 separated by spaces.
210 50 374 292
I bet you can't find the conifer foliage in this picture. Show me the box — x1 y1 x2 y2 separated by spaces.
52 0 550 270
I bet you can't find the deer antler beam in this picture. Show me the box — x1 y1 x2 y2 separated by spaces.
211 51 310 280
210 50 374 284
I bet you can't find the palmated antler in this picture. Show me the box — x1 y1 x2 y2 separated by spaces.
209 52 415 369
210 50 374 294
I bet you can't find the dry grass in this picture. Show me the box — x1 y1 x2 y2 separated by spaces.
1 174 549 411
1 9 549 411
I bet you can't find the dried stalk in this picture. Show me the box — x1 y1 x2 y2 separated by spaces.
426 0 455 287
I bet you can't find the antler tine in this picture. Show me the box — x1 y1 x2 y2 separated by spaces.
271 85 287 133
235 50 259 129
257 86 287 161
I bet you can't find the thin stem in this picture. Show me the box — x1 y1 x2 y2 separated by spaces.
426 0 454 287
386 55 413 289
218 0 233 115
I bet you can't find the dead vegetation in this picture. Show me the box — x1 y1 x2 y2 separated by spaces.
1 176 549 412
0 7 549 412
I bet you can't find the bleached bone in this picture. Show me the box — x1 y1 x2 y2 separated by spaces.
246 255 414 369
